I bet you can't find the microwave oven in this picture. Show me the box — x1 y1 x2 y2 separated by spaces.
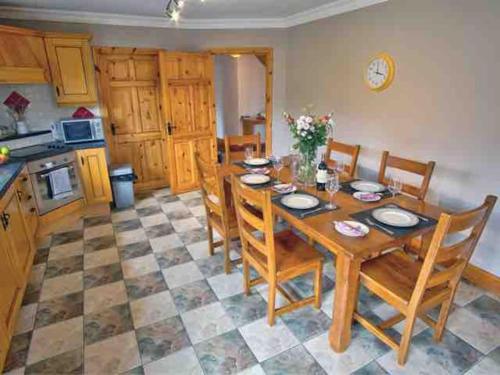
52 118 105 144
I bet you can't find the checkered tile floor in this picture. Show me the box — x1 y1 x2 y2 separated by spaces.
3 188 500 374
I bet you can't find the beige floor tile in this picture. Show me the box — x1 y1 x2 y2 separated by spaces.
84 331 140 374
149 233 183 252
83 247 119 269
171 218 202 233
40 272 83 301
48 241 84 261
116 228 147 247
27 316 83 365
140 213 169 228
111 209 138 223
14 303 38 335
83 223 114 241
122 254 160 279
143 347 203 375
84 280 128 315
130 290 178 328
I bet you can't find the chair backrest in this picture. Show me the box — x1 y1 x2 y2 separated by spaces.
224 134 261 163
378 151 436 201
194 152 229 225
410 195 497 306
231 175 276 273
325 138 361 178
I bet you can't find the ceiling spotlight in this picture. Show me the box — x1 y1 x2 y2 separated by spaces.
165 0 206 21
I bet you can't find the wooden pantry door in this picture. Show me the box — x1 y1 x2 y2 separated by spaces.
95 47 169 191
159 51 217 194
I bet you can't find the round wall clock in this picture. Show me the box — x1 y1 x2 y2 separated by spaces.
365 53 395 91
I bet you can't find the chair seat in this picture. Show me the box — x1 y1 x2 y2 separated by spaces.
360 250 448 310
246 230 323 277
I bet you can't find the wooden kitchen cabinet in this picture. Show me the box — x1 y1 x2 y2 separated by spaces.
77 148 112 205
0 25 51 83
44 34 97 105
16 168 38 237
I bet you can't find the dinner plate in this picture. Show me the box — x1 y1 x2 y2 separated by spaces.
240 174 271 185
353 191 382 202
372 207 420 227
350 180 386 193
334 221 370 237
281 194 319 210
244 158 270 166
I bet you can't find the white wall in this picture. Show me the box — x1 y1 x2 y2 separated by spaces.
286 0 500 276
214 55 239 137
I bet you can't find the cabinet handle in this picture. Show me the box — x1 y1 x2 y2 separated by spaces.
30 207 36 213
1 212 10 230
81 156 85 166
56 86 60 96
17 190 23 199
111 123 116 135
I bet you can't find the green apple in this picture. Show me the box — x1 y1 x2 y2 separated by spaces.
0 146 10 156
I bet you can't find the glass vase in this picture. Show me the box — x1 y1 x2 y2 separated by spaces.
298 152 317 187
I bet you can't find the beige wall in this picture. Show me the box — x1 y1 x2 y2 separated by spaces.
214 55 240 137
287 0 500 275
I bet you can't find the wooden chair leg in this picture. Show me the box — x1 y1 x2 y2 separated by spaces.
433 295 454 342
242 258 250 296
267 279 277 326
314 263 323 308
223 238 231 274
207 224 215 256
398 312 418 365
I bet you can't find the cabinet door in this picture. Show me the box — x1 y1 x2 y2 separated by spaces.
1 189 33 278
17 170 38 236
45 37 97 105
77 148 112 205
0 231 23 343
0 25 50 84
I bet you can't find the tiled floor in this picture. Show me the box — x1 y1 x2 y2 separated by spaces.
3 188 500 374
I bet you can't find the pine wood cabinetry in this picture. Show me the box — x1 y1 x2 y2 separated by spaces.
76 148 112 205
0 173 37 373
0 25 50 83
45 33 97 105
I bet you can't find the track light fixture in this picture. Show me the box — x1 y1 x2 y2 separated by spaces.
166 0 205 22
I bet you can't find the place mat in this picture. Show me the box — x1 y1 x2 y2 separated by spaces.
237 174 277 190
272 191 333 219
234 160 271 169
350 204 437 238
340 179 393 200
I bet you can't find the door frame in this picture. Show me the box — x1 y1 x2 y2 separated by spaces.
208 47 273 155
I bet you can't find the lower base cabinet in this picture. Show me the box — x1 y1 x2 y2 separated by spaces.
76 148 112 205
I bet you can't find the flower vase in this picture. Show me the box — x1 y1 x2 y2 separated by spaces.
298 152 317 187
15 120 29 135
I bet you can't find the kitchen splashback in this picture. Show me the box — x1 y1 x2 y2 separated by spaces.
0 84 100 132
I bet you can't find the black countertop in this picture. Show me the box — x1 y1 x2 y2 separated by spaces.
0 141 107 200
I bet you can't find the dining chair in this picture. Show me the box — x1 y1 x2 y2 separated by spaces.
194 152 240 273
325 138 361 178
378 151 436 201
224 134 261 163
353 195 497 365
231 175 324 326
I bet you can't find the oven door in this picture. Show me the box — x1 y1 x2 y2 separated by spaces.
31 163 83 215
62 120 94 143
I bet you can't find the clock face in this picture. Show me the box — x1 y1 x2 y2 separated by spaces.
366 54 394 91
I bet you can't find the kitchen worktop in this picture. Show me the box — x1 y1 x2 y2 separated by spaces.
0 141 106 200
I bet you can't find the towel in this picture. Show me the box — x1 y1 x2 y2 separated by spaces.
48 167 73 200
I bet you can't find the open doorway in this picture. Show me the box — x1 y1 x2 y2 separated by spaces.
210 48 273 160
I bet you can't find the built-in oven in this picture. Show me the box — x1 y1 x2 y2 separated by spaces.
27 152 83 215
52 118 105 144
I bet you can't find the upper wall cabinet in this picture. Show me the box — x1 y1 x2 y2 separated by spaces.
0 25 51 84
44 33 97 105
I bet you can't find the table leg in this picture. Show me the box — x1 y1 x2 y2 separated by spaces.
329 253 361 352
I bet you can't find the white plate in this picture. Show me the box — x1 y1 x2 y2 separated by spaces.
353 191 382 202
240 174 271 185
372 207 419 227
244 158 270 166
281 194 319 210
350 180 386 193
334 221 370 237
272 184 297 194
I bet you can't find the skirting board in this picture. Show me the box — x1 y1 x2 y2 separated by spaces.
463 264 500 296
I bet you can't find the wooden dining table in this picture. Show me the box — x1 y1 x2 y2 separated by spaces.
219 161 445 353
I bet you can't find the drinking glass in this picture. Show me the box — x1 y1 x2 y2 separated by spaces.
325 173 340 210
244 146 254 161
335 160 345 175
388 175 402 198
272 156 284 183
290 155 300 186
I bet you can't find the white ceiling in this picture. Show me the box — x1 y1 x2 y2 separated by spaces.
0 0 388 29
